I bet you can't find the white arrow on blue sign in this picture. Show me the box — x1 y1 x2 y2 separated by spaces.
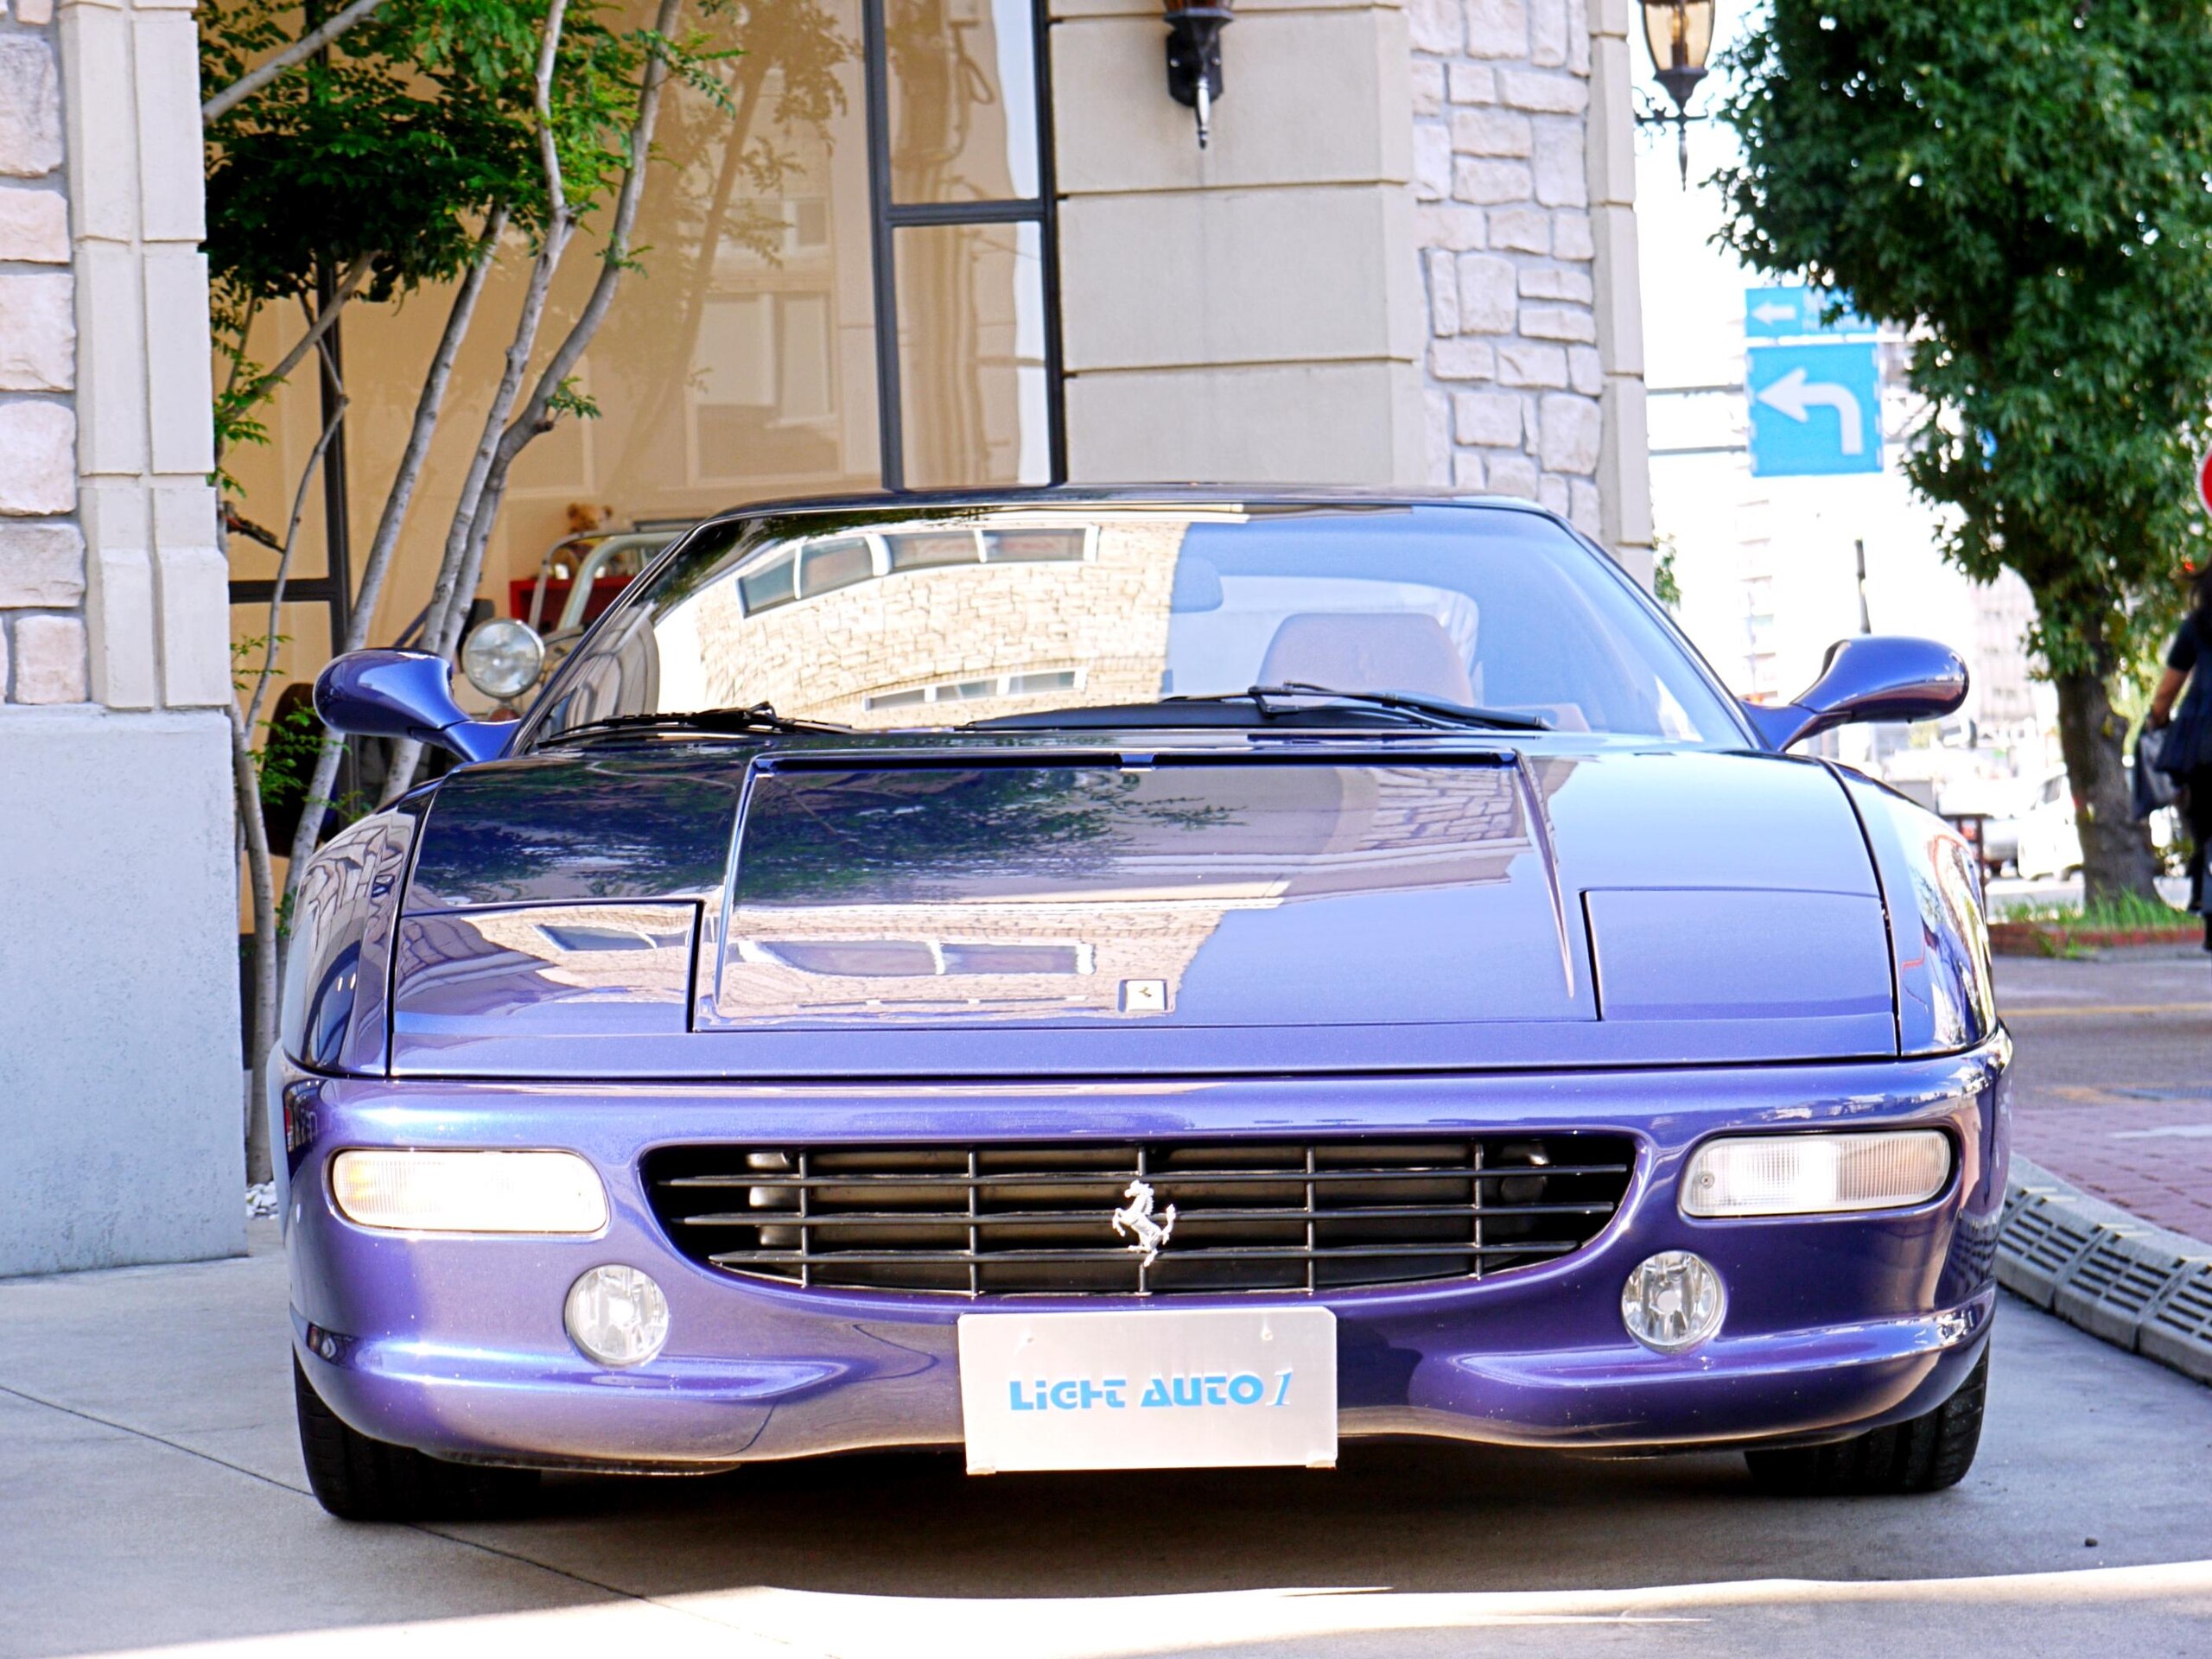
1745 285 1875 340
1747 341 1882 477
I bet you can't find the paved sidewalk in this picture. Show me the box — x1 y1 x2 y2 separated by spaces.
7 1227 2212 1658
1995 945 2212 1241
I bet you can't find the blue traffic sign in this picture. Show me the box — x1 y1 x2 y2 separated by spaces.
1747 342 1882 477
1745 285 1874 340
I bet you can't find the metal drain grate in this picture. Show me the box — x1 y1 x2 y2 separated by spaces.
1998 1196 2101 1307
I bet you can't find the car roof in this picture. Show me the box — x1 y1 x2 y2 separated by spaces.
690 484 1571 531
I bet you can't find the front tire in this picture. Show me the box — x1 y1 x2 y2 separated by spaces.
1745 1344 1988 1497
294 1357 538 1522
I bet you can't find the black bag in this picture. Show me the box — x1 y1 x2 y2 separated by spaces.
2136 725 2183 819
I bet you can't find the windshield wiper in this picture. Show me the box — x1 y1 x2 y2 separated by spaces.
1166 683 1548 733
555 702 850 741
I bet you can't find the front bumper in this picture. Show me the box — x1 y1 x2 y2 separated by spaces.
281 1037 2009 1469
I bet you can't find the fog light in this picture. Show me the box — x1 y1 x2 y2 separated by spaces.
1622 1250 1725 1353
330 1149 607 1234
1681 1130 1952 1218
564 1265 669 1368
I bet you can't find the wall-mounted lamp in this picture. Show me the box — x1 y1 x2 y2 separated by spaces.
1164 0 1233 149
1636 0 1717 187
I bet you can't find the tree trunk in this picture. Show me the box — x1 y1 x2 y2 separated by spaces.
285 208 506 890
2052 666 2161 905
382 0 684 803
230 705 277 1188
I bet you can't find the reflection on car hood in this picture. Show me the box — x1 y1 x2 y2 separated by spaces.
394 736 1897 1077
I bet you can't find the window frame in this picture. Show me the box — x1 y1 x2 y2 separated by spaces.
860 0 1066 491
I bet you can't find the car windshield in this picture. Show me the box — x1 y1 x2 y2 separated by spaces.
527 502 1746 746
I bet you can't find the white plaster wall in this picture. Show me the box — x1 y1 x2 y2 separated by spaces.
0 0 240 1274
1051 0 1428 485
0 709 242 1273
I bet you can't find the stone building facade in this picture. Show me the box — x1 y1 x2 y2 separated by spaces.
1408 0 1649 562
0 0 1654 1274
1046 0 1649 582
0 0 240 1274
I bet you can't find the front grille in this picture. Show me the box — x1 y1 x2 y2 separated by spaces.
644 1136 1637 1296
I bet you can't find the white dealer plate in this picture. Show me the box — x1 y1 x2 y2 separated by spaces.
957 1306 1337 1474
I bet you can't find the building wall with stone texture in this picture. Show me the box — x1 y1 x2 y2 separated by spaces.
1405 0 1652 580
0 0 241 1274
1040 0 1650 582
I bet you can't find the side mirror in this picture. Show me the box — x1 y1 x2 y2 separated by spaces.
312 650 512 766
1743 636 1968 751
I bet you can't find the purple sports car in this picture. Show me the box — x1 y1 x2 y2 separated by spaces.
283 490 2003 1520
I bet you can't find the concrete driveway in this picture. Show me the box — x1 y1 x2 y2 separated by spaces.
4 1223 2210 1659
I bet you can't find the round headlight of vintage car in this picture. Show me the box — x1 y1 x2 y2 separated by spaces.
1681 1129 1953 1218
564 1264 670 1368
461 617 545 700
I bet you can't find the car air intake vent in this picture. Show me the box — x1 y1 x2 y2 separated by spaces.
643 1137 1637 1297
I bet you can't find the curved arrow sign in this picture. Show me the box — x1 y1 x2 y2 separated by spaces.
1754 366 1866 455
1745 342 1883 476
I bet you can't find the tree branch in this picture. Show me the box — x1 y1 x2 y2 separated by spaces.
228 700 278 1190
248 327 347 733
250 251 376 401
431 0 686 677
203 0 392 124
283 207 508 886
382 2 580 802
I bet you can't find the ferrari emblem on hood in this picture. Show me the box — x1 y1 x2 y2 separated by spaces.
1111 1179 1177 1266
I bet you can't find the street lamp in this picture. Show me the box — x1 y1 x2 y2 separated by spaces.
1637 0 1716 188
1163 0 1233 150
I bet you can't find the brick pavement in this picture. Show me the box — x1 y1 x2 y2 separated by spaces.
1996 945 2212 1241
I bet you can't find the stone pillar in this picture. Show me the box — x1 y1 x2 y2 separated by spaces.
1407 0 1653 580
1584 0 1653 583
0 0 241 1274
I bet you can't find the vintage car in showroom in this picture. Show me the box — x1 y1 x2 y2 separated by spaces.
283 490 2004 1520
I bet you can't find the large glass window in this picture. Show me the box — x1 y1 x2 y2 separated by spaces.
226 0 1061 676
865 0 1061 489
896 221 1052 486
887 0 1040 203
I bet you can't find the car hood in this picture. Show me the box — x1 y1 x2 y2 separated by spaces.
390 736 1906 1077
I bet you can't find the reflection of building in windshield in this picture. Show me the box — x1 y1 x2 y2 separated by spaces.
403 906 694 1001
680 518 1184 726
708 762 1534 1025
721 901 1219 1020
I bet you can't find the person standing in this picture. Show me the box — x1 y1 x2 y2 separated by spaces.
2148 566 2212 950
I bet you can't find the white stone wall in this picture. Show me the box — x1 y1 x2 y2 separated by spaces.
0 0 241 1274
1051 0 1429 486
0 0 226 708
0 9 86 698
1406 0 1652 577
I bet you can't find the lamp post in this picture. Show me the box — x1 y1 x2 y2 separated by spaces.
1164 0 1233 149
1637 0 1716 188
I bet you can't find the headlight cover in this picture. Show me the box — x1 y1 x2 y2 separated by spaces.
1680 1129 1952 1218
460 617 546 700
329 1148 608 1234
